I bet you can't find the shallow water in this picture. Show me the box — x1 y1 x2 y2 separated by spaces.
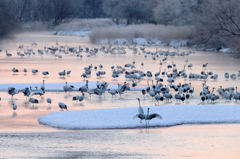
0 32 240 158
1 125 240 158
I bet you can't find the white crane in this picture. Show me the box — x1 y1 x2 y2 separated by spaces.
236 87 240 96
211 74 218 80
58 70 66 77
19 44 23 49
12 104 17 111
108 89 118 98
81 73 87 79
155 94 164 105
32 69 38 74
175 93 181 103
41 80 45 93
224 73 229 79
154 68 161 77
79 93 85 102
67 70 71 75
42 71 49 76
188 63 193 68
63 82 74 93
189 87 194 96
163 93 172 102
133 108 162 128
73 95 80 103
203 63 208 67
31 87 44 97
19 87 32 99
58 102 67 110
29 98 39 106
137 98 144 116
79 80 89 93
23 68 27 74
8 87 19 99
6 51 12 56
46 98 52 106
230 74 237 80
12 68 19 74
132 81 137 90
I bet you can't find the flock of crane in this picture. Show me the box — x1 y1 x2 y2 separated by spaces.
2 39 240 126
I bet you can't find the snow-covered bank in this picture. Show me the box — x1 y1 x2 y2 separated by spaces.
97 38 190 46
219 48 233 53
0 81 145 92
38 105 240 129
52 30 190 46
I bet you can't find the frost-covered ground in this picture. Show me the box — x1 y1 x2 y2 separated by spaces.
38 104 240 129
53 31 91 37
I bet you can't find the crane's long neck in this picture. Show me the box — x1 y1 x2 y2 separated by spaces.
211 88 214 95
147 109 149 118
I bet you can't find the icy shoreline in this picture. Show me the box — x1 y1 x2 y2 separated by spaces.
38 105 240 129
0 81 145 92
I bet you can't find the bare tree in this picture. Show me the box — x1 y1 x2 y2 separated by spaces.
0 0 18 39
195 0 240 50
154 0 201 26
103 0 157 25
51 0 75 26
102 0 123 24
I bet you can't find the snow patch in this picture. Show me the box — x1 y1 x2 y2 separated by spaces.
97 37 188 46
38 105 240 129
98 39 109 44
169 39 188 47
219 48 232 53
53 31 91 37
132 38 148 45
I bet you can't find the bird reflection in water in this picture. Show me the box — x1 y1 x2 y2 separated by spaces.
12 112 17 118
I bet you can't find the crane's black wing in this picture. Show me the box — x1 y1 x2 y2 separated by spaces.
133 114 145 120
148 113 162 120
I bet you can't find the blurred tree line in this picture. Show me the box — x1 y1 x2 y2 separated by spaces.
0 0 203 27
0 0 240 50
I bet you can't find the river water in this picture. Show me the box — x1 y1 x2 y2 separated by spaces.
0 32 240 158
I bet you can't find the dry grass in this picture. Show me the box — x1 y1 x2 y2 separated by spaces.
54 18 116 32
89 24 195 43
